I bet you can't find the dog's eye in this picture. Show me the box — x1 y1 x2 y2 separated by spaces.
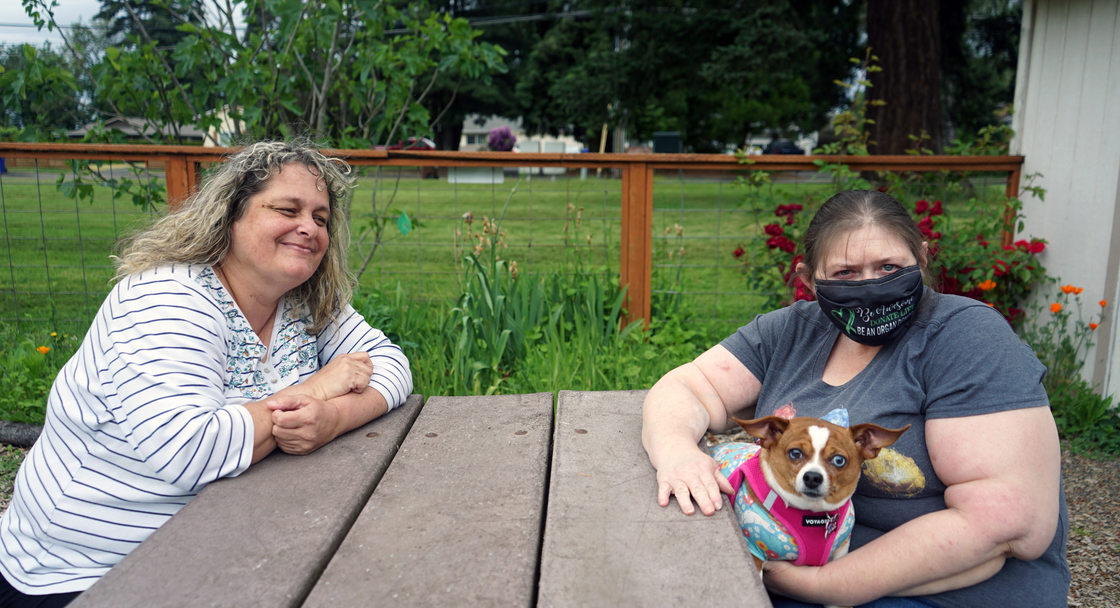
787 448 803 461
830 454 848 468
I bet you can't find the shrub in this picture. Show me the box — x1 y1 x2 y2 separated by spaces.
912 190 1048 327
1019 286 1120 456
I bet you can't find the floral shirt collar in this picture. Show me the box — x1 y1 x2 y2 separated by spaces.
196 265 317 399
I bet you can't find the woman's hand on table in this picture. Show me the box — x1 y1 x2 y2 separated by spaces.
266 394 343 455
654 446 732 516
279 352 373 402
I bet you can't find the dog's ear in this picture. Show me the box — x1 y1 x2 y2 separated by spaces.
849 423 911 460
732 416 789 448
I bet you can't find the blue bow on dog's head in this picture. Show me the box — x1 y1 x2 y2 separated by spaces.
821 408 849 427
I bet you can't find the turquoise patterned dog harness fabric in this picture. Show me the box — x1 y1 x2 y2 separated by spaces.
712 442 854 566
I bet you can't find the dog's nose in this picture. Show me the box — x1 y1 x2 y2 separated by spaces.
803 470 824 490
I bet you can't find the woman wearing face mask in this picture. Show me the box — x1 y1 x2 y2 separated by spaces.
641 190 1068 607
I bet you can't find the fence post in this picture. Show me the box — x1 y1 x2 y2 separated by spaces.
620 162 653 328
163 154 199 211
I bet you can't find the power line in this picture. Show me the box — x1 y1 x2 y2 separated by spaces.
0 21 103 30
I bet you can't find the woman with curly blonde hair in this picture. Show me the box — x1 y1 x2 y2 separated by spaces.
115 138 354 334
0 140 413 606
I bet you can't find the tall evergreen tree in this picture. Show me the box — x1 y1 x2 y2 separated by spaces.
94 0 206 50
865 0 945 153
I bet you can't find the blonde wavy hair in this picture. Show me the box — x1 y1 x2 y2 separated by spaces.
114 139 356 334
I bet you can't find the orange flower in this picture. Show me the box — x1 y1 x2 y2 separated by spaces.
1060 284 1077 294
1090 323 1099 330
36 346 50 354
977 279 997 291
1050 303 1062 314
1101 300 1108 308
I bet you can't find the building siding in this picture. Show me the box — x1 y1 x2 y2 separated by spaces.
1012 0 1120 396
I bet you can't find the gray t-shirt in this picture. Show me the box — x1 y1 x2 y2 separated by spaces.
720 289 1069 607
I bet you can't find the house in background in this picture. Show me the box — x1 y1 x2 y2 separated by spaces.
67 109 244 147
459 114 582 154
452 114 586 183
67 115 208 143
1012 0 1120 398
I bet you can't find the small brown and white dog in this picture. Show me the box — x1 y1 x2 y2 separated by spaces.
711 414 908 603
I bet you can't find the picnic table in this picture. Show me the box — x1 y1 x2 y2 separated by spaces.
71 391 769 607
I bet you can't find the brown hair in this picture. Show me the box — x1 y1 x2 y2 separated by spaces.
798 190 930 285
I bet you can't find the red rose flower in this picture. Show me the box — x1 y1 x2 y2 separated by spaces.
1029 240 1045 254
764 224 784 236
993 260 1011 276
930 200 943 216
767 236 796 253
733 247 745 258
917 216 935 237
775 204 803 218
914 199 929 214
792 276 815 302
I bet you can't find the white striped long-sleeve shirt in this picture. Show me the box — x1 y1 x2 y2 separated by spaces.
0 264 412 594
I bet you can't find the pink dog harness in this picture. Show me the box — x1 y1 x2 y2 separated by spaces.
714 443 854 566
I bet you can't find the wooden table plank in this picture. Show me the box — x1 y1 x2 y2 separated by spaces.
71 394 425 608
537 390 770 606
302 393 553 607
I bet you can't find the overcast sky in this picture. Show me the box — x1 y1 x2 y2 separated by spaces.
0 0 104 47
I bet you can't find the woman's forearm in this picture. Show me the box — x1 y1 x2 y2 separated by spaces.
327 388 389 436
242 401 278 464
765 501 1021 605
895 556 1006 596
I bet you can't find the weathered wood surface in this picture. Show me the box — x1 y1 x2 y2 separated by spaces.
301 392 553 607
70 394 425 608
537 390 770 607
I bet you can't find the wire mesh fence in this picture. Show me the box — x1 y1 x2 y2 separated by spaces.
0 148 1021 338
0 160 162 333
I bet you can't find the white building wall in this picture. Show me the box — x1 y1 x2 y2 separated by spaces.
1012 0 1120 396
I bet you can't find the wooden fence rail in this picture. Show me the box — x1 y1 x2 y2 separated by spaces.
0 142 1023 327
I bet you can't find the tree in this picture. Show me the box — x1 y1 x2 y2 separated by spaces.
94 0 206 50
941 0 1020 142
14 0 506 148
512 1 860 152
865 0 945 153
0 43 86 133
421 0 545 151
699 1 862 149
864 0 1020 153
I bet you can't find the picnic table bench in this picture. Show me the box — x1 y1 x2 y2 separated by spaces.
71 390 769 607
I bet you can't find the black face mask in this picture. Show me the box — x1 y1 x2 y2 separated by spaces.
814 265 924 346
